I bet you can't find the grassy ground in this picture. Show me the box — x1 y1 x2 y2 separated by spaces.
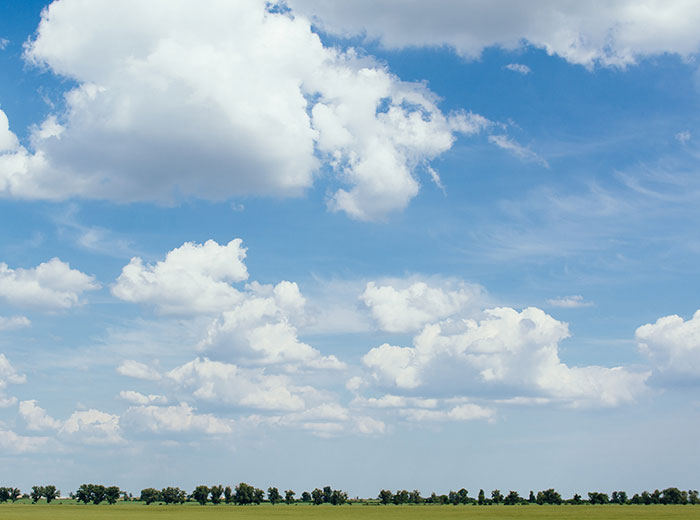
0 502 698 519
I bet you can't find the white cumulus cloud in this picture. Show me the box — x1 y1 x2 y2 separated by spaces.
288 0 700 68
361 279 483 333
118 390 168 406
0 258 99 310
59 409 123 445
504 63 531 74
122 402 233 435
0 354 26 407
0 0 490 220
362 307 649 407
167 357 323 412
116 360 162 381
18 400 62 431
112 239 248 314
636 310 700 377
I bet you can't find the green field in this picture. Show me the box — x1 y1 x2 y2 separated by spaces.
0 503 698 519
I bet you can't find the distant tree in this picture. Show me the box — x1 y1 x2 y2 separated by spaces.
528 491 536 503
478 489 486 505
393 490 409 505
210 485 224 505
311 488 324 505
105 486 120 505
536 489 562 505
235 483 255 505
268 487 281 505
661 488 685 505
611 491 628 504
300 491 311 502
31 486 44 503
588 492 609 505
161 487 186 505
330 489 347 505
140 488 161 505
90 485 106 505
688 490 700 505
9 488 20 502
491 489 503 504
571 494 583 505
224 486 234 504
322 486 333 503
504 491 520 505
378 489 392 505
284 490 296 504
457 489 469 505
192 485 209 506
409 490 423 504
0 488 9 503
630 493 643 505
651 489 662 504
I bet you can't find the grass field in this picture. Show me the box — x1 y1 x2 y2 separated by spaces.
0 503 698 519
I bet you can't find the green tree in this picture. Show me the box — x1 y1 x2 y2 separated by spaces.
90 485 106 505
140 488 161 505
268 487 281 504
105 486 120 505
661 487 684 505
330 489 347 505
300 491 311 502
161 487 185 504
192 485 209 506
491 489 503 504
210 485 223 505
378 489 392 505
235 483 255 505
688 490 700 505
76 484 91 505
478 489 486 505
30 486 44 503
588 492 609 505
9 488 20 502
311 488 324 505
409 490 423 504
284 489 296 504
537 489 562 505
253 488 264 505
224 486 234 504
528 491 536 503
571 493 583 504
504 491 520 505
0 488 9 503
393 489 409 505
611 491 628 504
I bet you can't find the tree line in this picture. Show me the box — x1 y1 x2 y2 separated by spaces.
377 487 700 506
2 484 698 506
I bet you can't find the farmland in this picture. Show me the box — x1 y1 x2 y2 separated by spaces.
0 503 698 519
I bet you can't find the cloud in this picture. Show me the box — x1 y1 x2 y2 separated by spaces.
59 409 123 445
676 130 691 144
18 400 62 430
199 280 344 368
116 360 162 381
547 295 594 308
0 110 19 152
0 0 490 220
361 307 649 407
488 134 548 167
361 279 483 333
122 402 233 435
0 258 99 310
118 390 167 406
0 429 49 453
504 63 531 74
167 357 323 412
0 38 8 51
112 239 248 314
0 315 30 331
636 310 700 377
399 403 495 422
289 0 700 67
0 354 26 407
273 403 386 437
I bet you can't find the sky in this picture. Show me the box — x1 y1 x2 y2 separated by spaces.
1 0 700 499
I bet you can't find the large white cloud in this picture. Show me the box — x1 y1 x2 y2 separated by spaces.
361 279 483 333
361 307 649 407
122 402 233 435
167 357 323 412
112 239 248 314
18 400 62 431
59 409 123 445
0 429 49 453
636 310 700 377
0 258 99 309
0 354 26 407
0 0 488 220
116 360 162 381
288 0 700 67
199 280 343 369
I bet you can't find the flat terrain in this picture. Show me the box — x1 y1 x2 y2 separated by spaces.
0 503 698 519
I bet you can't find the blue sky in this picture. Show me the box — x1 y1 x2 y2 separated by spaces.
1 0 700 498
